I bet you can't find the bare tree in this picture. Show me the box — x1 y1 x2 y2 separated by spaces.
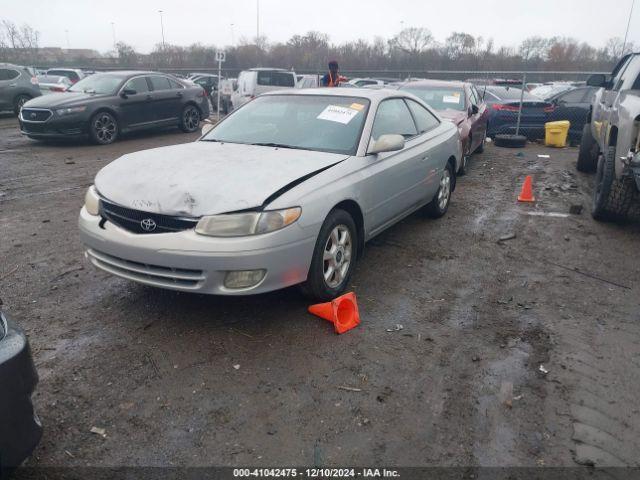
390 27 433 55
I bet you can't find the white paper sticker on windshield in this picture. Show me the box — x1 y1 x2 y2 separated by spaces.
317 105 360 124
443 94 461 104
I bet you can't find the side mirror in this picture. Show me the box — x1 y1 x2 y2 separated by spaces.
471 104 479 115
586 74 607 88
201 121 215 136
121 88 136 97
368 134 405 155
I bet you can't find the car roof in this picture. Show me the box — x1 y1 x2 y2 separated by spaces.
263 87 417 101
246 68 293 72
399 79 469 89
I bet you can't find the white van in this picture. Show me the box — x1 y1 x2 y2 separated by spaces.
230 68 297 110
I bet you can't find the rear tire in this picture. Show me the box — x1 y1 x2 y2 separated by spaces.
180 104 201 133
591 146 638 221
494 134 527 148
424 162 453 218
89 111 118 145
300 209 358 302
577 123 599 173
13 94 31 115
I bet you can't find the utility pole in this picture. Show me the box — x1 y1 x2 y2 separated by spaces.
158 10 166 49
111 22 116 51
65 29 70 49
256 0 260 44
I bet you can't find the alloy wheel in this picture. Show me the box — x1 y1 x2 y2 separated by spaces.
438 169 451 210
323 225 352 289
184 107 200 131
94 113 116 144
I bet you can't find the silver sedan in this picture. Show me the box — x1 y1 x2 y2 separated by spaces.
79 88 462 301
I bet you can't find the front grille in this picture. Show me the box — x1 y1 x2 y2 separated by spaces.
100 200 198 234
86 249 205 289
21 108 52 122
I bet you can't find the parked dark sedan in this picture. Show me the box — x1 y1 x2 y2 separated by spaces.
400 79 489 174
481 86 555 140
19 71 210 144
0 307 42 477
547 86 598 143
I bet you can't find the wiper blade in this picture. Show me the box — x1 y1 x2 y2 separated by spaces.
249 142 300 150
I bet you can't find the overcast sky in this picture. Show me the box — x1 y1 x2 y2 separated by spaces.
3 0 638 53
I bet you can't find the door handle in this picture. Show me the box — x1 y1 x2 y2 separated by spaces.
146 94 153 100
421 156 430 162
9 83 17 87
176 92 183 97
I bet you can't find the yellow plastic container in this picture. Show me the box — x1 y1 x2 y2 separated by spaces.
544 120 571 148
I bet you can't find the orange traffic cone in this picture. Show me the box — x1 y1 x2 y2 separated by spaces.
308 292 360 334
517 175 535 202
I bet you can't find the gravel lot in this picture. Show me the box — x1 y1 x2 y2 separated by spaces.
1 113 639 471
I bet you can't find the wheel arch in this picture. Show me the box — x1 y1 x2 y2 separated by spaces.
330 199 365 259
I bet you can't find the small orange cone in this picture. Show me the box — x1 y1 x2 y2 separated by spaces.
308 292 360 334
517 175 535 202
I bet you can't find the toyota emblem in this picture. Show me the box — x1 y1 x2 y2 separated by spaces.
140 218 157 232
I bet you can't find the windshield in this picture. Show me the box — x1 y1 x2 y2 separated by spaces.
401 86 466 111
202 94 370 155
67 74 127 94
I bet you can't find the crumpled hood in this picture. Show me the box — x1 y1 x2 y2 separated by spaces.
436 109 466 125
95 141 349 217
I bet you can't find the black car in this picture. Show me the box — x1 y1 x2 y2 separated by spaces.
547 86 598 143
0 307 42 478
19 71 210 145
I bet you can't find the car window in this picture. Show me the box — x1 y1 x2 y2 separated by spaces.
612 56 637 91
203 94 370 155
169 78 184 89
405 99 440 134
149 75 172 91
557 88 588 103
469 88 478 106
257 71 295 87
0 68 20 81
123 77 150 93
371 98 418 141
401 86 466 112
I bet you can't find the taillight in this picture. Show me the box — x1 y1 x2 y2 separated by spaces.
30 76 38 85
543 104 556 113
492 103 520 112
51 86 66 92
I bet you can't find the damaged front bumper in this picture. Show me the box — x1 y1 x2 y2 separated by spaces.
78 207 317 295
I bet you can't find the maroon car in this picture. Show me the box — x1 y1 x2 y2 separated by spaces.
399 80 489 175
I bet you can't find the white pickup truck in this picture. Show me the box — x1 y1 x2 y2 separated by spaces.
578 53 640 221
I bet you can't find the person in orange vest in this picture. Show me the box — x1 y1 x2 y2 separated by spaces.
322 60 343 87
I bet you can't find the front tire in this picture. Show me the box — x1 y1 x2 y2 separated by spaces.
424 162 453 218
180 104 201 133
592 146 638 221
89 111 118 145
475 128 487 153
458 141 470 176
301 209 357 302
577 123 598 173
13 94 31 115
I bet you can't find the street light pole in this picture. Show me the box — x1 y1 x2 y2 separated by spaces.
65 29 70 49
256 0 260 44
158 10 166 49
230 23 235 46
111 22 116 51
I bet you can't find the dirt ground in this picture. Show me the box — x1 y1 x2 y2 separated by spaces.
1 113 639 472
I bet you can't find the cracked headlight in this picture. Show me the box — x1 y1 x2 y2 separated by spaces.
195 207 301 237
57 106 87 116
84 185 100 216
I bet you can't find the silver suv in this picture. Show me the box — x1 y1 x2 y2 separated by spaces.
578 53 640 221
0 63 42 115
